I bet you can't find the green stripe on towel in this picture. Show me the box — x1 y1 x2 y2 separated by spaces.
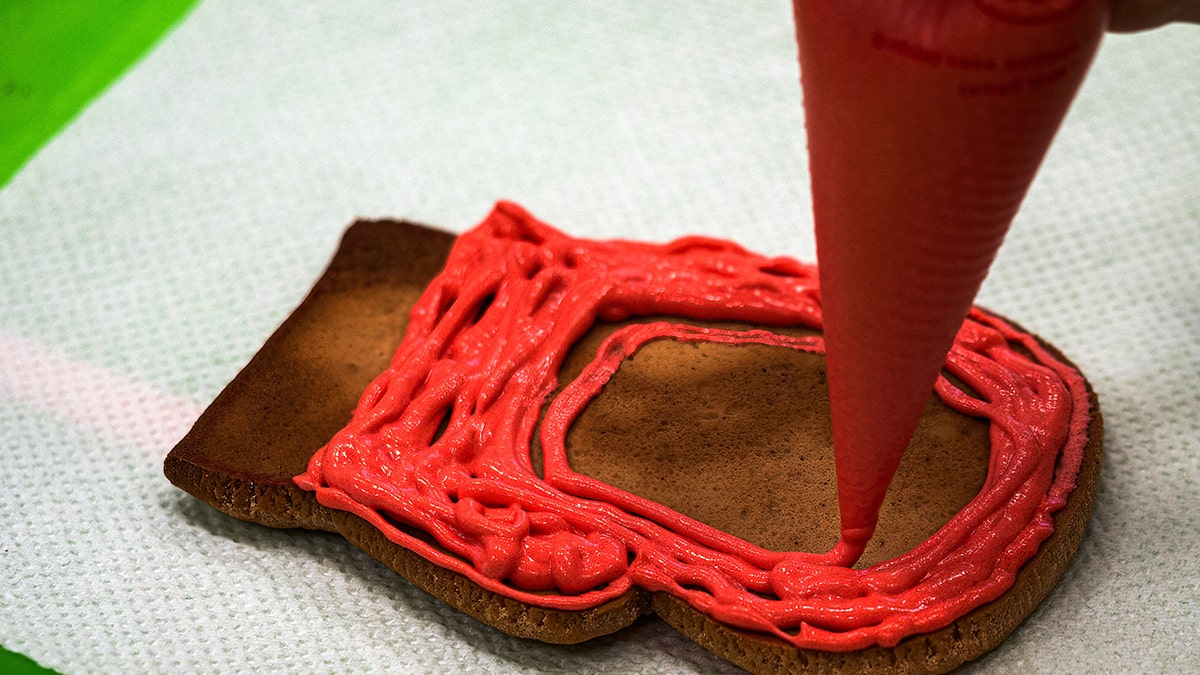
0 0 199 188
0 645 62 675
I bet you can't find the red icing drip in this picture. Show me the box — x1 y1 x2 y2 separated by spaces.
295 202 1090 650
792 0 1106 553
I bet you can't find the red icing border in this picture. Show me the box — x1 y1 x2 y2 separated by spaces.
295 202 1090 650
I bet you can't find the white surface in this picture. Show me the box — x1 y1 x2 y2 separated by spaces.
2 2 1198 673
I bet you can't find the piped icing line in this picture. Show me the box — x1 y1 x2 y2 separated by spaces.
295 201 1091 651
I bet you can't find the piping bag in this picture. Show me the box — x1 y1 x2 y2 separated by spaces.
791 1 1107 563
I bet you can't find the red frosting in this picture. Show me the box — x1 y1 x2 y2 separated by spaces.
295 202 1090 650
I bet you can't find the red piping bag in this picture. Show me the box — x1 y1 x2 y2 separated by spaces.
792 1 1107 562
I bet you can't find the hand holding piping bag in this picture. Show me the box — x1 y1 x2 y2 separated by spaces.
1109 0 1200 31
791 1 1110 564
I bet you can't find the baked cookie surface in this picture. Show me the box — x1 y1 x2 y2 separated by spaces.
165 205 1101 674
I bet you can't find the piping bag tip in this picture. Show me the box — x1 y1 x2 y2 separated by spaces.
791 0 1107 560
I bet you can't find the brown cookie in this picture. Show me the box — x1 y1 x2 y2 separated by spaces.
165 218 1101 673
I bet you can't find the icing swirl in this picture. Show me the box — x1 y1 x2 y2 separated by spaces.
296 201 1090 650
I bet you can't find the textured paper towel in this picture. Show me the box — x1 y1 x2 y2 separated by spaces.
1 1 1198 673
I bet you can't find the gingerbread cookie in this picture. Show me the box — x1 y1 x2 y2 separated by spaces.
165 203 1101 673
